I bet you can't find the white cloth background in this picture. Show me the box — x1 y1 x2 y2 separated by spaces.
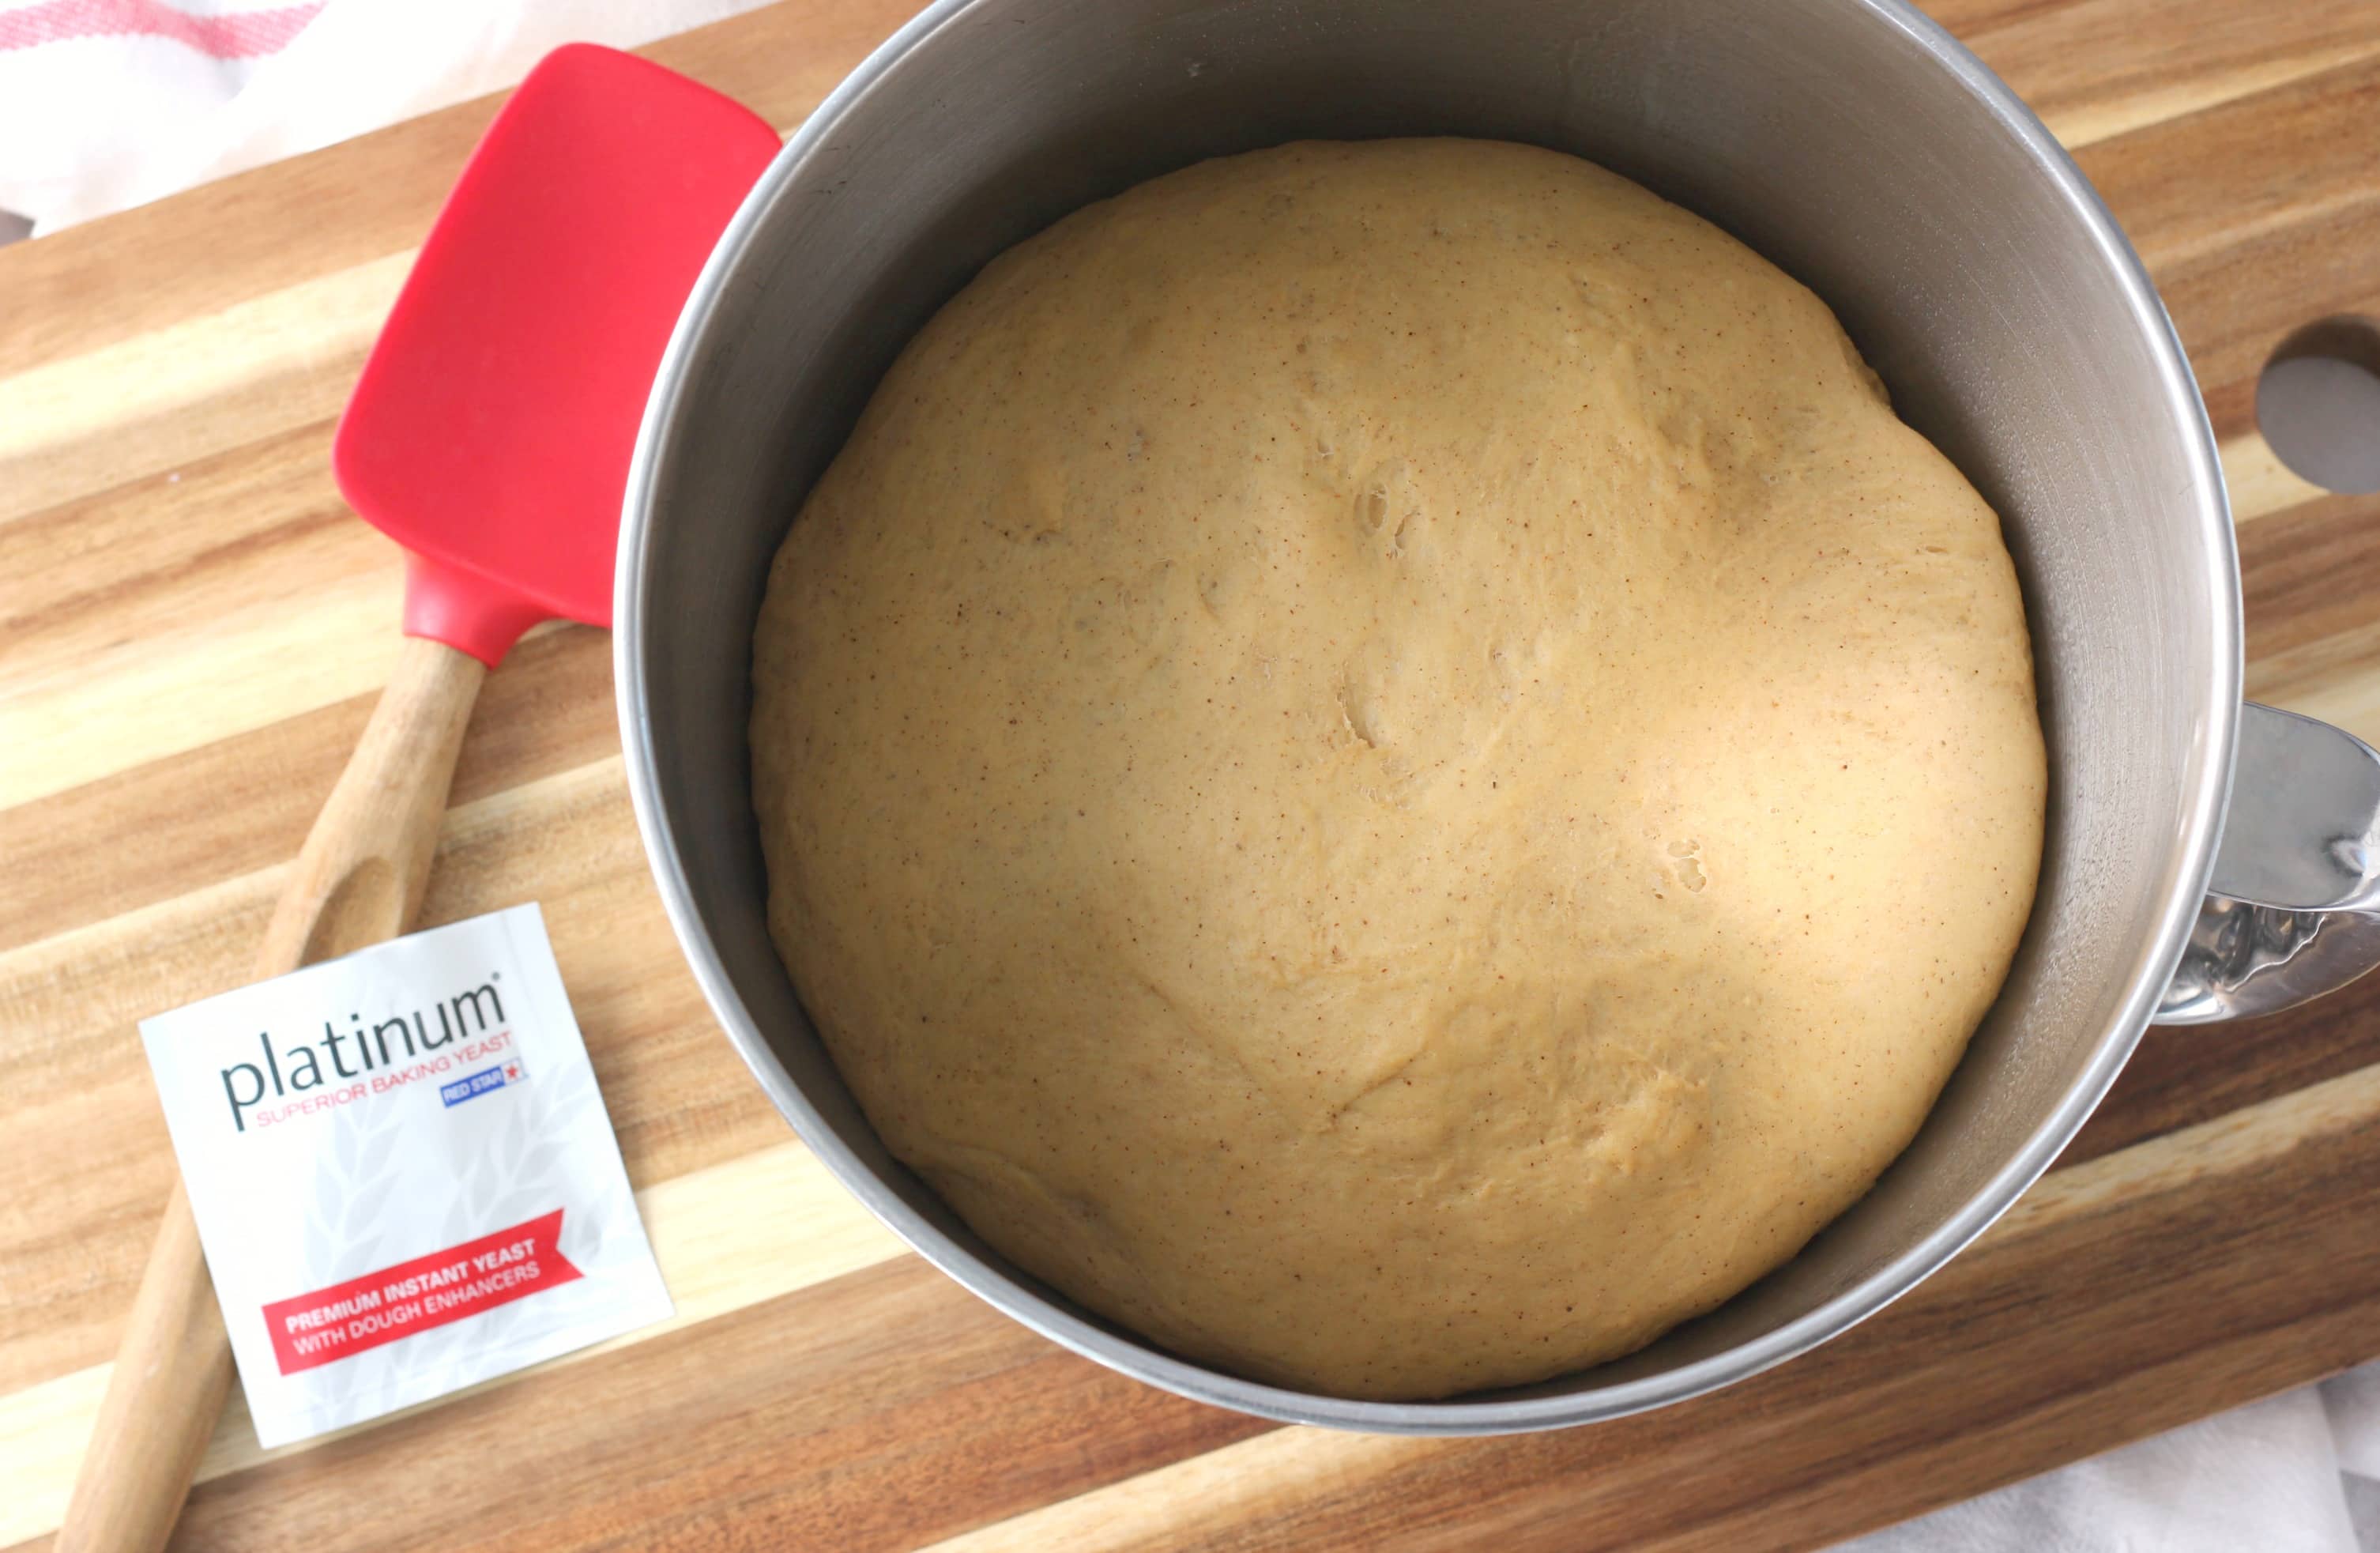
1847 1382 2380 1552
0 0 776 230
1 3 2367 1546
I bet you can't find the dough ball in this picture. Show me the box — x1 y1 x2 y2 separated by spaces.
751 138 2044 1399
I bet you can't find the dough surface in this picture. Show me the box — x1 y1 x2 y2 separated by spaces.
751 139 2045 1400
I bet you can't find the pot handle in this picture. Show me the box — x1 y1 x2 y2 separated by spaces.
2158 702 2380 1023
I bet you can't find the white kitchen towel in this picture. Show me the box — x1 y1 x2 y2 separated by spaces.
2 3 2373 1546
0 0 774 232
1846 1380 2370 1553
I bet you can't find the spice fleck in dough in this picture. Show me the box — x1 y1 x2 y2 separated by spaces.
750 139 2046 1400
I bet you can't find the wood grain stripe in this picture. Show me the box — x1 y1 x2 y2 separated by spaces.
0 1138 908 1549
0 624 616 952
2078 54 2380 439
2042 38 2380 149
2062 959 2380 1170
2 567 403 810
0 1371 104 1553
152 1257 1272 1553
0 254 408 526
1964 0 2380 151
2242 488 2380 734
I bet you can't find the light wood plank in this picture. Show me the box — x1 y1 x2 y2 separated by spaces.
0 254 408 526
0 567 404 811
0 624 616 952
2224 431 2333 523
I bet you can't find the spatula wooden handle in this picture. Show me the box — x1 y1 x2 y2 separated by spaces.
61 635 488 1553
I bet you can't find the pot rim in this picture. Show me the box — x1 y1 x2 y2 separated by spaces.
614 0 2240 1434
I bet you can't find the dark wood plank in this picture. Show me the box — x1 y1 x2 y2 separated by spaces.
2242 488 2380 703
166 1257 1272 1552
1955 0 2379 137
2064 968 2380 1169
2081 56 2380 439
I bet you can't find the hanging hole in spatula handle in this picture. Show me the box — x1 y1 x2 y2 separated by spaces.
257 636 487 971
57 636 486 1553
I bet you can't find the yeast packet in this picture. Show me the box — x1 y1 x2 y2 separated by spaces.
140 903 670 1446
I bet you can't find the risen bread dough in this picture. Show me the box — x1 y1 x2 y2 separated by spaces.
751 139 2045 1400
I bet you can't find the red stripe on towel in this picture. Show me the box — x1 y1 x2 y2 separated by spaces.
0 0 325 57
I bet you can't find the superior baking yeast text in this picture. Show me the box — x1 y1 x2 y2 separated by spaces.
216 971 516 1132
140 905 671 1446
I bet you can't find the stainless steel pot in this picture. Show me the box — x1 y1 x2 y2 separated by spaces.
616 0 2380 1433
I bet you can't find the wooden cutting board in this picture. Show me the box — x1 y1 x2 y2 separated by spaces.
5 1 2379 1546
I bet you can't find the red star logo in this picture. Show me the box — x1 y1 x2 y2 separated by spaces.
504 1064 520 1080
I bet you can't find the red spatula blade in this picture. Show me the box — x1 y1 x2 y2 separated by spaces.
333 44 780 665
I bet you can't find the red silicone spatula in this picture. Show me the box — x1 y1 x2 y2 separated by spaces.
61 45 778 1553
